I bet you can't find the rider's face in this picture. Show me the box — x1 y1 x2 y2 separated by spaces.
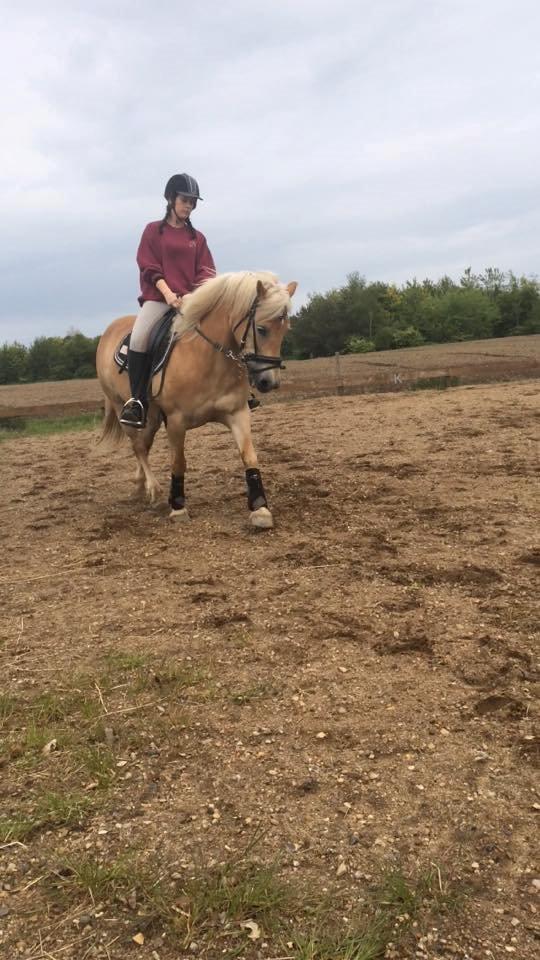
173 194 197 219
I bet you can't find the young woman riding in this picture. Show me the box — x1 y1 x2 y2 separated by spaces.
119 173 216 428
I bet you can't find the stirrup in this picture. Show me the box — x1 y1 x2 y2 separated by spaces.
248 395 261 411
119 398 147 428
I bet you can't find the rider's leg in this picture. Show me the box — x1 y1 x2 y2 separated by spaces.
119 302 171 428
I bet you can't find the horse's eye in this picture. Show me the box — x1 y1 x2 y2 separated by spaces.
256 326 268 337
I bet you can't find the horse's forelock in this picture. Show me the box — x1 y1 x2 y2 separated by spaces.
255 275 293 324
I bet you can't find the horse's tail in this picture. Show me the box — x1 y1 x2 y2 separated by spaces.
98 397 124 445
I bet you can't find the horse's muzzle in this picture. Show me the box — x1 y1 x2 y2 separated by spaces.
252 368 280 392
246 356 282 393
257 375 278 393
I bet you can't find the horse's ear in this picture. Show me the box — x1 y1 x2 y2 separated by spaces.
256 280 267 298
286 281 298 297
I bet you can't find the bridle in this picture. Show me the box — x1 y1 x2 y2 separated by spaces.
194 295 287 374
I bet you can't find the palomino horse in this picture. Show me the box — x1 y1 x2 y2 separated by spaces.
96 271 297 528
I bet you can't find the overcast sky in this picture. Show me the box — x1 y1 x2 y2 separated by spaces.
1 0 539 344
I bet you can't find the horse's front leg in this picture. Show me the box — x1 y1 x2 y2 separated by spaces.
226 408 273 529
166 413 189 522
126 412 162 503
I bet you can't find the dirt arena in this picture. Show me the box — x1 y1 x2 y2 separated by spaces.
0 375 539 958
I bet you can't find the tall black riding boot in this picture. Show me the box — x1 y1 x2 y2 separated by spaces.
119 349 152 428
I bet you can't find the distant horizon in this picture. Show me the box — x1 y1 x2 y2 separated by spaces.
2 262 539 347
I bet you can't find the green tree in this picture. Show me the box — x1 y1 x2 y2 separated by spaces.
424 289 498 342
26 337 59 381
494 276 540 336
0 343 28 384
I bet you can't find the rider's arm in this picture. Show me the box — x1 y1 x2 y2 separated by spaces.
155 278 181 307
194 234 216 286
136 224 163 284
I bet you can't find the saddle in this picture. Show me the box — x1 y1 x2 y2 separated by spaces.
114 308 177 377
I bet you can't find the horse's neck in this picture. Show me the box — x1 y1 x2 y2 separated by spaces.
199 304 234 347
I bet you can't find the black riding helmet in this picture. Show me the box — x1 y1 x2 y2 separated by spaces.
164 173 203 201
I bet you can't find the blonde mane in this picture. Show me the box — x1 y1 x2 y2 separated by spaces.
172 271 292 339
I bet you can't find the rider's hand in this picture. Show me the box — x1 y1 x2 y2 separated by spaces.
165 291 182 309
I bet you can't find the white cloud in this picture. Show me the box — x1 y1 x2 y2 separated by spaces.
1 0 539 341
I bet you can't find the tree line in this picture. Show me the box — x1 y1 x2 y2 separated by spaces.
0 331 100 385
1 268 539 384
283 267 540 358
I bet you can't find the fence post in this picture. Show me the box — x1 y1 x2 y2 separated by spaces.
335 352 344 395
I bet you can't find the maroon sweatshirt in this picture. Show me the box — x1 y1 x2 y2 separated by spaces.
136 220 216 305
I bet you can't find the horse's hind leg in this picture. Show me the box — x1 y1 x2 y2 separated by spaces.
225 408 273 529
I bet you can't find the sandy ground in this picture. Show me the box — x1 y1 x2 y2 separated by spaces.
0 379 539 959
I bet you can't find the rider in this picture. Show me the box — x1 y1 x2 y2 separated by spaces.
119 173 216 428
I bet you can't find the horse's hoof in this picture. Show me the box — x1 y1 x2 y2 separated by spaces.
169 507 190 522
250 506 273 529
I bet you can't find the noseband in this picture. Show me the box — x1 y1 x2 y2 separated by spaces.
194 295 286 374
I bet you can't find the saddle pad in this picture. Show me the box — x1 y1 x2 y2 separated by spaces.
114 308 177 376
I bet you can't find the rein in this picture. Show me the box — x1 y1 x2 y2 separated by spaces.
194 295 286 374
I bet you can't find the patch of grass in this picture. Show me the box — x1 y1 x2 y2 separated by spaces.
0 693 16 724
3 686 102 735
293 923 388 960
31 690 97 724
375 866 431 913
79 744 116 788
290 867 459 960
48 852 176 934
50 855 146 905
224 625 253 649
42 852 462 956
6 687 101 738
31 692 69 723
4 657 209 784
48 852 289 947
0 412 99 440
184 862 290 935
102 651 150 672
23 721 63 755
12 691 100 768
100 651 208 699
229 682 279 705
0 814 36 843
410 375 460 391
35 791 91 829
0 792 91 843
132 662 206 696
